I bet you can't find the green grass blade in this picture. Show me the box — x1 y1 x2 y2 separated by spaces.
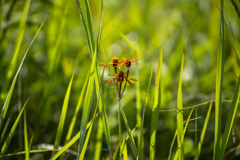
0 99 28 155
52 70 75 156
194 97 213 160
121 137 128 160
219 75 240 159
223 17 240 60
60 72 89 160
214 1 224 159
1 0 31 101
114 26 137 53
80 95 99 160
174 108 194 160
168 130 177 160
75 0 95 59
0 13 48 131
77 50 97 159
0 109 13 144
23 109 29 160
0 149 59 159
79 114 95 160
150 47 163 160
176 47 185 160
94 0 113 157
50 113 99 160
93 119 103 160
118 84 138 157
138 56 154 160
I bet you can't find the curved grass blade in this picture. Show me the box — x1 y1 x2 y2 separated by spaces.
176 46 185 160
0 13 48 131
1 0 31 102
174 108 194 160
0 99 28 155
150 47 163 160
194 96 213 160
24 109 29 160
219 75 240 159
52 69 75 156
138 56 154 160
214 1 224 159
50 113 99 160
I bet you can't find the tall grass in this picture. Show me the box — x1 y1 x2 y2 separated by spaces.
1 0 240 159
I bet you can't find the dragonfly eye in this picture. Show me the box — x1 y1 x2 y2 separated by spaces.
126 61 131 67
112 58 119 68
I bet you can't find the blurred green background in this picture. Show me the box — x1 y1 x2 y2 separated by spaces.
1 0 240 159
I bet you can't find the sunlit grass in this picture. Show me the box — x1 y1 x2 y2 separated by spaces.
1 0 240 159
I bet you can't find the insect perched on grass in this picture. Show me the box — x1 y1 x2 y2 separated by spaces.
101 56 139 99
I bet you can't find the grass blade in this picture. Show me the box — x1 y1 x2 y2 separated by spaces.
168 130 177 160
150 47 163 160
223 15 240 60
219 75 240 159
138 56 154 160
0 13 48 131
1 0 31 101
50 113 99 160
0 99 28 155
194 97 213 160
77 59 95 158
60 71 89 160
174 108 194 160
24 109 29 160
176 46 185 160
79 114 95 160
114 26 137 53
52 69 75 156
75 0 95 59
121 137 128 160
94 1 113 157
214 1 224 159
93 119 103 160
